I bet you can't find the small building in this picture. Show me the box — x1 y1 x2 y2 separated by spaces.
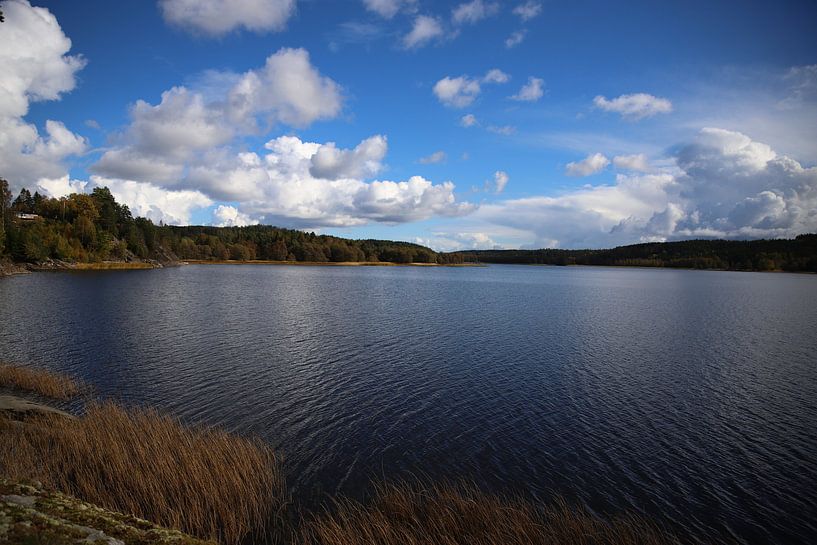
15 213 40 221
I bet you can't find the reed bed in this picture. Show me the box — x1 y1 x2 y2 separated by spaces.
300 481 679 545
0 402 286 545
0 362 85 400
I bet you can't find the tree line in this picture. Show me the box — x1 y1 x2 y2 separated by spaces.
3 180 814 271
454 236 817 272
0 180 465 265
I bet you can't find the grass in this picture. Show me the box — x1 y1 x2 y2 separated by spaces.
0 402 286 545
71 262 156 270
0 362 85 400
300 481 679 545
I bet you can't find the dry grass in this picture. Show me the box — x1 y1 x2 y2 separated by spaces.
300 481 679 545
0 402 286 545
0 362 85 400
72 262 156 270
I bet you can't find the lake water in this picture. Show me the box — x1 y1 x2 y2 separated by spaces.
1 265 816 544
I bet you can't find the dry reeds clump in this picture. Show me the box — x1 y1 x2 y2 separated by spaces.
0 402 286 545
300 481 678 545
0 362 85 400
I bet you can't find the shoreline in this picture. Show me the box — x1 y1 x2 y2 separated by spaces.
3 258 813 275
182 259 481 267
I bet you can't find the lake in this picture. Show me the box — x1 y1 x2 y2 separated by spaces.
1 264 816 544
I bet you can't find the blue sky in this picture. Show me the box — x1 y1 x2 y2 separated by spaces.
2 0 816 249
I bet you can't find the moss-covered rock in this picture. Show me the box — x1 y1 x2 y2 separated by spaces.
0 480 215 545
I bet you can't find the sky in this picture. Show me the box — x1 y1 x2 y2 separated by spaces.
1 0 816 250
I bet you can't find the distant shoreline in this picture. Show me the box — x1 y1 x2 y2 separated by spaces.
181 259 482 267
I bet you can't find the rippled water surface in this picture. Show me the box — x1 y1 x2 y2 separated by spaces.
2 265 816 543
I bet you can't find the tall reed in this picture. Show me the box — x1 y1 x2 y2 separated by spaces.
0 362 84 400
300 481 679 545
0 402 286 545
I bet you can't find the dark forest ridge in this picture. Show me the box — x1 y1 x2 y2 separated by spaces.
1 182 816 271
455 236 817 272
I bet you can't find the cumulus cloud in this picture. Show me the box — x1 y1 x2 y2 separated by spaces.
452 0 499 25
460 113 478 127
91 176 213 225
462 128 817 248
93 48 342 183
510 77 544 102
36 175 89 199
213 205 258 227
505 30 526 48
0 0 87 188
419 151 447 164
566 153 610 177
159 0 296 36
309 135 387 179
593 93 672 120
433 69 509 108
362 0 415 19
613 153 651 172
159 135 474 227
513 1 542 21
433 76 481 108
416 231 501 251
402 15 444 49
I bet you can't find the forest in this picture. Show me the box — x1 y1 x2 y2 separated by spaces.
0 181 462 265
454 236 817 272
2 180 815 271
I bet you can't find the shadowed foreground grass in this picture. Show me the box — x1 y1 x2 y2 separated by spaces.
0 362 85 400
300 481 679 545
0 402 286 545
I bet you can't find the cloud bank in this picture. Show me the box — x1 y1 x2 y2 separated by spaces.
454 129 817 248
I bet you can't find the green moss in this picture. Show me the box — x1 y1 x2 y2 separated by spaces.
0 479 215 545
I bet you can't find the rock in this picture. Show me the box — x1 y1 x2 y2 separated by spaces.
0 480 215 545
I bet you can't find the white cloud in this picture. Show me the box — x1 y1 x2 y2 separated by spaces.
402 15 444 49
483 68 510 84
228 47 343 128
487 125 516 135
159 0 296 36
0 0 87 188
171 135 475 227
309 135 387 179
452 0 499 25
513 1 542 21
433 69 508 108
93 48 342 183
613 154 651 172
433 76 481 108
213 205 258 227
362 0 416 19
416 231 501 251
460 113 478 127
566 153 610 177
419 151 447 164
593 93 673 120
490 170 509 193
511 77 544 102
505 30 526 48
36 175 88 199
92 176 213 225
456 128 817 248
